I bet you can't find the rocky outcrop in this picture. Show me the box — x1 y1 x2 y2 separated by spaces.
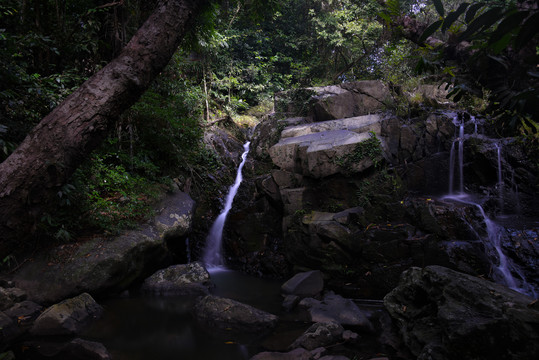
384 266 539 360
8 188 199 304
309 81 391 121
193 295 278 334
11 225 170 303
269 129 381 179
141 262 212 296
31 293 103 336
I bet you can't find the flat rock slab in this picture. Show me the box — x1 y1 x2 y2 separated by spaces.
194 295 278 334
281 270 324 297
269 130 378 178
281 115 381 139
141 262 213 296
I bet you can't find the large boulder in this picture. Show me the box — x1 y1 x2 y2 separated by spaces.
140 262 213 296
193 295 278 334
154 190 196 240
309 81 391 121
269 130 381 178
281 270 324 298
384 266 539 360
31 293 103 336
298 292 373 332
11 225 170 303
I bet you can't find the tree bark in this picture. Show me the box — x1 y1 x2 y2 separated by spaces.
0 0 210 256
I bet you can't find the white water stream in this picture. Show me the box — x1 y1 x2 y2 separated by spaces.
444 117 536 296
202 141 250 269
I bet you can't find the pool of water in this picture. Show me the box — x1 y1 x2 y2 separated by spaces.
83 269 286 360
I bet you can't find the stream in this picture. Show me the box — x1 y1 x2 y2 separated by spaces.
83 270 286 360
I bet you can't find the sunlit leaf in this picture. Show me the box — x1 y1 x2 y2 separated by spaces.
442 3 470 33
432 0 445 18
465 2 486 24
419 20 443 43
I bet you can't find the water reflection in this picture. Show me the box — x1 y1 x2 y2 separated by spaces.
84 270 282 360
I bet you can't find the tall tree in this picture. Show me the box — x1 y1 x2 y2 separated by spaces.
0 0 211 257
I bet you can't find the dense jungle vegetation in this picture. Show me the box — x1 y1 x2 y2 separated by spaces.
0 0 537 255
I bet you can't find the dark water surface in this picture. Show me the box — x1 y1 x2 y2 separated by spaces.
84 269 285 360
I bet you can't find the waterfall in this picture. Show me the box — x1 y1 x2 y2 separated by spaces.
458 123 465 194
496 143 504 211
202 142 250 269
449 142 456 194
443 195 535 296
448 121 465 195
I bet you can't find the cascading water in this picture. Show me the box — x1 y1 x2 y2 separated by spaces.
458 123 464 193
448 117 465 195
202 141 250 269
443 117 535 297
495 143 504 211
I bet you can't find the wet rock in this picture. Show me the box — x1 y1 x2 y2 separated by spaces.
0 311 17 344
141 262 213 296
0 287 26 311
250 348 312 360
281 270 324 298
299 292 373 332
289 322 344 350
272 170 304 189
21 338 111 360
282 295 300 312
11 225 170 303
31 293 103 336
384 265 539 360
194 295 278 334
3 300 43 338
319 356 350 360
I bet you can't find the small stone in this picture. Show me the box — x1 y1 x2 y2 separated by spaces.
342 330 359 341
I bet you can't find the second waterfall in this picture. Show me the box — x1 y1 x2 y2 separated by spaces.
202 141 250 269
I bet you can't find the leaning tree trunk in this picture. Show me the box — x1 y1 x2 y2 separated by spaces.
0 0 210 256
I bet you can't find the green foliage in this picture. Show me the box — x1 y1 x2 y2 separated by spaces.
71 153 162 233
409 0 539 139
355 168 404 208
335 131 383 172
